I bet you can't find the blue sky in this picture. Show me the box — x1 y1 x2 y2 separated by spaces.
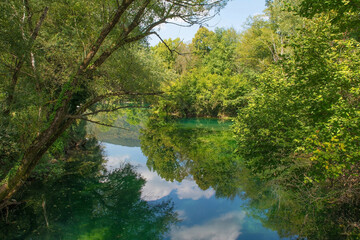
148 0 267 46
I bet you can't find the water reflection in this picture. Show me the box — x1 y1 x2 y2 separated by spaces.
0 123 177 240
1 117 310 240
103 141 283 240
170 211 246 240
101 117 284 240
139 118 357 239
104 144 215 201
140 118 244 200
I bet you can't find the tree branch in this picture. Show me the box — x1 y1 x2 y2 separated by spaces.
153 32 190 56
24 0 34 32
30 6 49 41
4 6 49 115
89 0 152 71
81 105 150 117
78 0 136 73
74 91 163 118
67 116 129 130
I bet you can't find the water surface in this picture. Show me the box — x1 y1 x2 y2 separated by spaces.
0 118 292 239
102 118 289 240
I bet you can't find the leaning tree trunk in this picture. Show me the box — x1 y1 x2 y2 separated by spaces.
0 0 227 208
0 107 74 206
0 1 133 206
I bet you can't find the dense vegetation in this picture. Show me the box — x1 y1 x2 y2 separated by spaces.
152 0 360 237
1 0 360 238
0 0 228 204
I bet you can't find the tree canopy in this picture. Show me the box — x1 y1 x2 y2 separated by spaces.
0 0 229 204
150 0 360 236
1 0 360 237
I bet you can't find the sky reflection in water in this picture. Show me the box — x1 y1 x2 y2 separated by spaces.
103 143 284 240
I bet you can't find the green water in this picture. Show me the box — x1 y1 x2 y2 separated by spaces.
1 118 297 239
176 118 233 130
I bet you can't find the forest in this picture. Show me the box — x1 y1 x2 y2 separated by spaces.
1 0 359 239
151 0 360 237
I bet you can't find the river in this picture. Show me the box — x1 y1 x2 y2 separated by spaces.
0 117 294 239
100 118 291 239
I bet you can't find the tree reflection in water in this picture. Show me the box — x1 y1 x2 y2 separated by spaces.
140 118 360 239
0 123 177 240
141 118 245 200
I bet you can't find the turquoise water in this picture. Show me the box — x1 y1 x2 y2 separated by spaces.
101 119 290 240
0 119 292 239
104 143 285 240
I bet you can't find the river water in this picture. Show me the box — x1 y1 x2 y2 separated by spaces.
101 118 290 240
0 118 293 239
104 143 282 240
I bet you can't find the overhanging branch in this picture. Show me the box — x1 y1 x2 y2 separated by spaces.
78 0 136 73
67 116 129 130
74 91 164 117
82 105 150 117
153 32 191 56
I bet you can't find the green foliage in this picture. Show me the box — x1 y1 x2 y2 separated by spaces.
235 10 360 177
237 15 280 72
192 27 239 74
298 0 360 40
0 117 20 180
233 4 360 237
158 69 248 117
140 117 244 199
154 27 248 118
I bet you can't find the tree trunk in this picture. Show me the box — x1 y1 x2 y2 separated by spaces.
0 107 74 206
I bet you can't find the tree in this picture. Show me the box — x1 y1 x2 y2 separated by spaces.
191 27 239 74
152 38 192 74
233 4 360 236
298 0 360 40
155 27 248 118
0 0 229 205
237 15 280 73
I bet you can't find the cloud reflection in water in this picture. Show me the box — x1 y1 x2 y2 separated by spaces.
170 211 245 240
105 155 215 201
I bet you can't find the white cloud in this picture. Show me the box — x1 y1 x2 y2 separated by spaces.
104 153 215 201
175 210 187 221
141 168 178 201
176 180 215 200
105 156 130 171
170 211 246 240
140 167 215 201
